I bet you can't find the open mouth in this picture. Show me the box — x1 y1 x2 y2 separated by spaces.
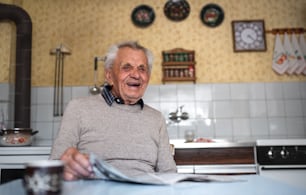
127 82 141 87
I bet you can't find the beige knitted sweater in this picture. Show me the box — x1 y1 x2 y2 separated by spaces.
50 95 177 177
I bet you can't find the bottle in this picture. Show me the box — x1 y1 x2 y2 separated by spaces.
188 65 194 77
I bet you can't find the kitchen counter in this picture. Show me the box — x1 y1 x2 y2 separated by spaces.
170 139 255 149
0 146 51 156
1 175 306 195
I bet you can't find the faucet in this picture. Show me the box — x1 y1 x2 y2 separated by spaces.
168 105 189 123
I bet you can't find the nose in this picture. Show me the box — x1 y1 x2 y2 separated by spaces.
129 67 141 78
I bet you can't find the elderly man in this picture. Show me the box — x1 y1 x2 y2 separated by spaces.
50 41 177 180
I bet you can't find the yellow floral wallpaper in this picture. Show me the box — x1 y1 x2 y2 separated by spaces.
0 0 305 86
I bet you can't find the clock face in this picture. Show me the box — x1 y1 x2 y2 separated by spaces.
232 20 266 52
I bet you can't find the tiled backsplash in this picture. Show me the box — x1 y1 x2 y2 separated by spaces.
1 81 305 145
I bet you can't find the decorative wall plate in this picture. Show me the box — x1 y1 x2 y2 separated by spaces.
131 5 155 27
200 3 224 27
232 20 267 52
164 0 190 21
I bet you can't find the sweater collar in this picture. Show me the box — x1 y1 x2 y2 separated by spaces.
101 84 144 109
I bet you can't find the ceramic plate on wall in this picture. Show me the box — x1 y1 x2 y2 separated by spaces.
200 3 224 27
131 5 155 28
164 0 190 22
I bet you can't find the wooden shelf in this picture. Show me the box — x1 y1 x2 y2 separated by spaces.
162 48 196 84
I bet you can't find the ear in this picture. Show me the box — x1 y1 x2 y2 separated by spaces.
105 69 113 85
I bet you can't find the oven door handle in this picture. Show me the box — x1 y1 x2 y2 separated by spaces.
260 165 306 170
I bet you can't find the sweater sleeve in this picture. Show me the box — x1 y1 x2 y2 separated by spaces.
49 99 81 160
156 117 177 173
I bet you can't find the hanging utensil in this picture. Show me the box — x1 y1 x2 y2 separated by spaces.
50 44 71 116
90 57 101 95
53 48 60 116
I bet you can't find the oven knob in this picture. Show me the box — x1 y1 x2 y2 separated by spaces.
280 147 289 159
267 148 274 159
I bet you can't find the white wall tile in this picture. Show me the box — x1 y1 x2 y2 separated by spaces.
286 117 305 137
63 87 72 104
36 87 53 104
284 100 303 117
233 118 251 137
195 118 215 138
231 100 249 117
250 118 269 136
160 102 178 119
267 100 286 117
72 86 90 98
177 84 195 101
249 83 266 100
302 100 306 116
268 117 287 137
265 82 284 100
31 105 37 123
195 101 213 118
176 101 196 119
167 124 179 139
300 82 306 99
283 82 301 99
160 84 177 101
31 87 38 104
195 84 212 101
2 81 305 144
33 122 53 140
212 83 230 100
213 101 232 118
230 83 249 100
0 83 9 100
249 100 267 117
36 104 54 122
143 85 160 102
214 119 233 138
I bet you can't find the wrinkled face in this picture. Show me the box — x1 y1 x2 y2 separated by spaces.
105 47 150 104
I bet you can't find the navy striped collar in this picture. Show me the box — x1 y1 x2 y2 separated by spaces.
101 85 144 109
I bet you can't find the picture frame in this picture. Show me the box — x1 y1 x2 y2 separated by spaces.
232 20 267 52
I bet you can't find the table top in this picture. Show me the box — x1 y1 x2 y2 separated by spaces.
1 175 306 195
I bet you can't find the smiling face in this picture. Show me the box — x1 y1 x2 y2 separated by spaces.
105 46 150 104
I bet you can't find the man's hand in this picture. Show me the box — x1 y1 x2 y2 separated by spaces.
60 147 93 180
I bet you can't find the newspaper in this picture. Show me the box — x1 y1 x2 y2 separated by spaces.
89 153 243 185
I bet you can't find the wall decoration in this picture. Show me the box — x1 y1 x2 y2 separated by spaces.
164 0 190 22
131 5 155 28
161 48 196 84
200 3 224 27
232 20 267 52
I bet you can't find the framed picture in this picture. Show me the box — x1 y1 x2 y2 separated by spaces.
232 20 267 52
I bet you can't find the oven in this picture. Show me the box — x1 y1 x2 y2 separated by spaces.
256 139 306 190
0 146 51 184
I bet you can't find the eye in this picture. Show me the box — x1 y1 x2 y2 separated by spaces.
138 64 148 73
121 63 133 71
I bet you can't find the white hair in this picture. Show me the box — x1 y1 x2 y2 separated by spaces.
104 41 153 73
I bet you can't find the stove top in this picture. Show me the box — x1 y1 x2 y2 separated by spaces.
256 139 306 165
256 139 306 146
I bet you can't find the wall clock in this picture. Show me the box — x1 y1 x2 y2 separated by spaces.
232 20 267 52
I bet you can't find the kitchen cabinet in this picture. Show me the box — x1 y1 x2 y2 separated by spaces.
0 146 51 184
161 48 196 83
172 142 257 174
